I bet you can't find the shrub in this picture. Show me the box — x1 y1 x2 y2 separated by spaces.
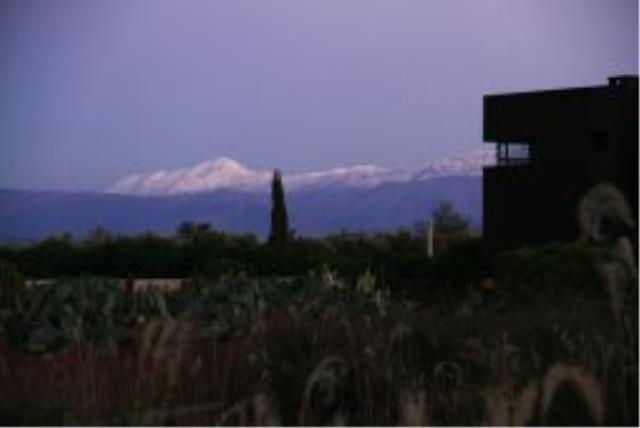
429 238 493 288
201 257 252 279
0 258 26 307
494 241 608 302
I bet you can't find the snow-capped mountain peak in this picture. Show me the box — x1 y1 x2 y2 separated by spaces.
198 157 249 173
108 148 495 196
109 157 271 195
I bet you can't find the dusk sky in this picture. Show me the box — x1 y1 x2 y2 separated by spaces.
1 0 637 191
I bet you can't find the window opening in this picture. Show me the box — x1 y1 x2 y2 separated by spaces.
496 142 531 166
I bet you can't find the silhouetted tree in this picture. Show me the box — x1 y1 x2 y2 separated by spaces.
86 226 112 244
176 221 211 243
431 200 472 253
268 169 291 244
432 200 470 236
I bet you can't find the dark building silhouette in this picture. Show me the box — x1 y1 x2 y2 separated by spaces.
483 76 638 247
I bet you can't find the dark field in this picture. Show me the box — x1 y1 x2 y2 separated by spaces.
0 233 637 426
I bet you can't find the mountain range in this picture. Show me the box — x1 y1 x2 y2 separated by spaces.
0 149 492 242
109 148 493 195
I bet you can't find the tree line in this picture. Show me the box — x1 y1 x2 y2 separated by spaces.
0 171 477 280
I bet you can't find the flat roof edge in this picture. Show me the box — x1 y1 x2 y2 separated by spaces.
484 76 638 99
484 85 607 100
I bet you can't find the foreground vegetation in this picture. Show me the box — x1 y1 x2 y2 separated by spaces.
0 234 637 425
0 189 637 425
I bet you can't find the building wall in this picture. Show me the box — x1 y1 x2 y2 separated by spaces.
483 78 638 248
483 161 583 247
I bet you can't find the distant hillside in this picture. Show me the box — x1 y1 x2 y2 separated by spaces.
0 176 481 242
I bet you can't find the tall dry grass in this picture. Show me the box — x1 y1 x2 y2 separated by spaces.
0 283 636 425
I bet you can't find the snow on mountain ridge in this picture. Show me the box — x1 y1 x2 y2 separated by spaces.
108 148 494 195
411 148 494 180
109 157 272 195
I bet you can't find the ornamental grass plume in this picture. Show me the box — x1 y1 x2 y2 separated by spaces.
482 380 540 426
540 364 604 425
298 355 350 426
512 380 540 426
483 385 510 426
398 388 430 426
217 391 280 426
578 183 634 243
579 183 637 324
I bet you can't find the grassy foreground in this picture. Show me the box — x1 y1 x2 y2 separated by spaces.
0 236 637 425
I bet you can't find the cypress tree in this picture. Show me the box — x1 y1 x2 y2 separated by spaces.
269 169 291 243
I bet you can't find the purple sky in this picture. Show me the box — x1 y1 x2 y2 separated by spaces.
1 0 637 191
